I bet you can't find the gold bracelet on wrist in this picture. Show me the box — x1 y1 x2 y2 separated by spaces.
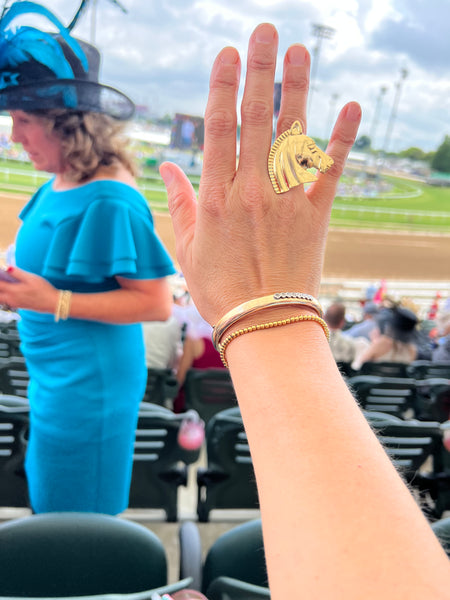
218 313 330 368
54 290 72 323
212 292 324 350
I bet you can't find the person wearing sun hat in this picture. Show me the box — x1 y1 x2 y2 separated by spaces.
356 305 420 367
0 1 175 514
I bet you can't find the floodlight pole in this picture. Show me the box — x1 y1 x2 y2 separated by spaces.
382 68 408 155
369 85 387 150
325 92 339 141
309 24 335 113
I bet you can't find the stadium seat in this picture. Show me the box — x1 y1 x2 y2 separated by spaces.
0 357 29 397
184 368 238 424
142 367 179 407
129 403 201 521
0 394 30 507
0 512 192 597
196 406 259 522
179 519 269 599
348 375 417 418
358 361 410 378
408 360 450 380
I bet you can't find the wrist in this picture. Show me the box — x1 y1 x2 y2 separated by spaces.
213 292 324 349
226 314 332 371
218 307 329 368
54 289 73 322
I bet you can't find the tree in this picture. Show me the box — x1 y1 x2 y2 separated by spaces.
431 136 450 173
354 135 371 151
398 147 428 161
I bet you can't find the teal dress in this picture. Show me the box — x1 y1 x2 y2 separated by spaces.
15 178 175 514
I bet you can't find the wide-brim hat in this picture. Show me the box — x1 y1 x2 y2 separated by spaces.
383 307 419 344
0 1 134 120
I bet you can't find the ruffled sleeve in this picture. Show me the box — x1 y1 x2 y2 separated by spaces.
41 188 175 282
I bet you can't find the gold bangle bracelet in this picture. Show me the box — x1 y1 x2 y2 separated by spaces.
212 292 324 350
218 313 330 368
54 290 72 322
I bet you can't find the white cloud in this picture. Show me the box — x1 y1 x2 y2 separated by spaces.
4 0 449 152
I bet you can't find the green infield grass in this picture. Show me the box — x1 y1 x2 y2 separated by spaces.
1 158 448 232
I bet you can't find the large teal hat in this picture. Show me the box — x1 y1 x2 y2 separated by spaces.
0 1 134 119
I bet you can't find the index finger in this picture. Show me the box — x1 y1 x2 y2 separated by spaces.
200 46 241 199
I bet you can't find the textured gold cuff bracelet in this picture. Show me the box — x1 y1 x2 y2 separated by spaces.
55 290 72 322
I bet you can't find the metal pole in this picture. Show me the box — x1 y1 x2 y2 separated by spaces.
308 24 335 115
325 92 339 141
369 86 387 150
382 68 408 155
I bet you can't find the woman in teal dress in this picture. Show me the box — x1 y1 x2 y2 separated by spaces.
0 2 175 514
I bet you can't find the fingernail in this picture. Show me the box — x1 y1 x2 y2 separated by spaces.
6 266 14 273
255 24 275 44
345 102 362 122
220 47 239 65
159 163 174 186
288 44 307 66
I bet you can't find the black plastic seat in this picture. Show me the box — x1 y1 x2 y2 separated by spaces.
359 361 410 378
349 375 417 418
0 512 192 597
179 519 269 599
0 357 29 397
364 411 445 515
142 367 179 407
415 378 450 422
196 406 259 522
0 394 30 507
129 403 201 521
184 368 238 424
408 360 450 380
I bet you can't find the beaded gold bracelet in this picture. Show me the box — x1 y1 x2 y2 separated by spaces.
218 313 330 368
212 292 324 350
54 290 72 322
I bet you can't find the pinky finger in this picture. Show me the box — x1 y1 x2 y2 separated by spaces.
308 101 361 203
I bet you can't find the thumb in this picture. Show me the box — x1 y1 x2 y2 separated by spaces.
159 161 197 268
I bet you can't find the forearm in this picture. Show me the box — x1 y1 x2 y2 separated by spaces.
227 322 450 599
65 287 171 324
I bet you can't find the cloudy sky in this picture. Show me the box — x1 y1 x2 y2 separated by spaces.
12 0 450 152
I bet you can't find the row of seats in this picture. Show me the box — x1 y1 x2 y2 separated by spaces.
337 359 450 380
0 360 237 424
0 396 202 521
0 321 22 360
0 510 449 600
348 375 450 421
2 396 450 521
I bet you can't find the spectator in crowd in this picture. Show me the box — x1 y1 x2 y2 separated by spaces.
172 314 225 412
343 301 379 341
325 302 369 367
142 308 183 370
356 306 419 367
0 3 174 514
432 301 450 362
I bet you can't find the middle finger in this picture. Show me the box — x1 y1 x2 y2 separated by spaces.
239 23 278 173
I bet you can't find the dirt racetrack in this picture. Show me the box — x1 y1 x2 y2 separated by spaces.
1 192 449 282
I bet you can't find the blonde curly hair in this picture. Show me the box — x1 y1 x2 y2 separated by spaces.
32 109 138 182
